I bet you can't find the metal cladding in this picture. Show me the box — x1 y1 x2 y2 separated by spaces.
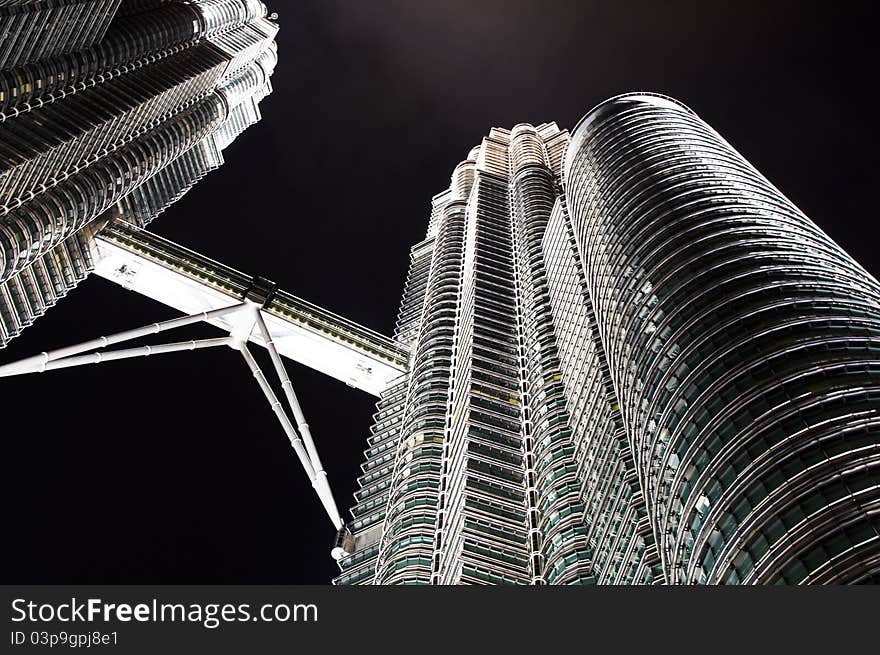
0 0 122 71
564 93 880 584
337 96 880 585
0 0 278 347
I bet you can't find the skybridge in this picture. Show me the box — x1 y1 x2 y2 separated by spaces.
0 223 410 535
92 223 409 396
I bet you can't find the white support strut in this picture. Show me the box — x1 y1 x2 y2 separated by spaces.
16 337 235 373
0 303 246 377
237 340 343 529
0 301 345 533
252 307 342 529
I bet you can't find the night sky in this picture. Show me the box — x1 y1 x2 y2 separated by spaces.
3 1 878 584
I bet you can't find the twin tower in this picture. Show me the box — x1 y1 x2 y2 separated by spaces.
335 94 880 585
0 1 877 585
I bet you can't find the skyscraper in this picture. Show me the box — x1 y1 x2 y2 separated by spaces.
0 0 278 347
1 9 876 584
334 94 880 585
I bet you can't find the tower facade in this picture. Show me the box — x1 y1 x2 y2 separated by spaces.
335 94 880 585
0 0 278 347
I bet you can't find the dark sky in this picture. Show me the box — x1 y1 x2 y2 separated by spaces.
3 1 878 584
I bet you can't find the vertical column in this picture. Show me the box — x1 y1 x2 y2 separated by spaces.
372 163 471 584
434 135 531 585
509 124 595 584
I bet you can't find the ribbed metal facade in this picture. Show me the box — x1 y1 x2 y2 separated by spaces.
0 0 122 71
0 0 277 347
337 94 880 585
564 94 880 584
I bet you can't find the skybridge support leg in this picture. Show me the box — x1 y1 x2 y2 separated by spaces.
0 299 345 532
253 309 342 528
237 339 343 530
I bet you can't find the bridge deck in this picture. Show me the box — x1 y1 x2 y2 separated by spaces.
93 224 409 396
